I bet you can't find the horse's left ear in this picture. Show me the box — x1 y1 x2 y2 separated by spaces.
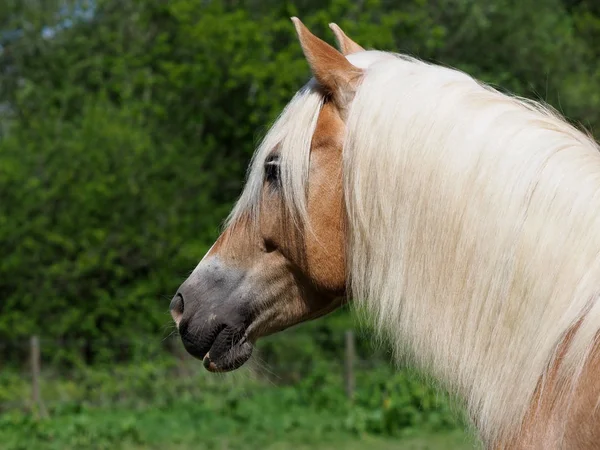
291 17 363 113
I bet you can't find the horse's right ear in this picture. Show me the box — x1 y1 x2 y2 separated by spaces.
329 23 365 56
291 17 363 114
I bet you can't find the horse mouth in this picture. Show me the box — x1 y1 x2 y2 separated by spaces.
203 339 253 372
180 322 254 372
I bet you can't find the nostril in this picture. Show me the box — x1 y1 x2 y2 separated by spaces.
170 293 184 322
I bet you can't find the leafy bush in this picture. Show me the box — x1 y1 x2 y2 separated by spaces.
1 0 599 364
0 409 144 450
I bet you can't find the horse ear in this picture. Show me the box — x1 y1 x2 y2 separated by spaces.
291 17 363 112
329 23 365 55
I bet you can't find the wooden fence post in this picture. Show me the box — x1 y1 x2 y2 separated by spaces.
30 336 48 419
344 330 355 401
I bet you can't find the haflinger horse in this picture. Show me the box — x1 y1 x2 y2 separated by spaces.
170 18 600 449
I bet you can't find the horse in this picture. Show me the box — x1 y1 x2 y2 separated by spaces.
169 18 600 449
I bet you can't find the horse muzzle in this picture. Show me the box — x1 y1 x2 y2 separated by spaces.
170 257 255 372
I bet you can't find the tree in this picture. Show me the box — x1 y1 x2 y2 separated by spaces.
0 0 598 363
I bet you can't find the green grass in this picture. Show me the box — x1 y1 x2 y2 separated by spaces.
0 336 480 450
128 432 477 450
0 400 478 450
267 432 477 450
0 381 480 450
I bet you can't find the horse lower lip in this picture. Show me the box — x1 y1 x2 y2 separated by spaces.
202 354 216 371
180 321 251 371
202 336 252 372
202 352 227 372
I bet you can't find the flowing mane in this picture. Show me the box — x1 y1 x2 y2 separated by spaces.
227 50 600 446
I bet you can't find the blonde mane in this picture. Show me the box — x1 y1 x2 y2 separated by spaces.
230 50 600 446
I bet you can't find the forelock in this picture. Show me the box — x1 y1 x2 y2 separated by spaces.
226 80 325 230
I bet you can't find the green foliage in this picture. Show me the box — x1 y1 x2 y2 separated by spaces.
0 98 221 353
1 0 599 362
1 3 596 447
0 356 470 450
2 2 597 446
349 369 463 435
0 409 144 450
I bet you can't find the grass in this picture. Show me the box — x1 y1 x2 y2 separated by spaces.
0 402 478 450
0 328 480 450
0 384 480 450
127 432 478 450
267 432 477 450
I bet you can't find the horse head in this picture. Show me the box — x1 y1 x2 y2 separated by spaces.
170 19 362 372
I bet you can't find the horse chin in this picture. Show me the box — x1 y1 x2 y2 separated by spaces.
179 320 254 372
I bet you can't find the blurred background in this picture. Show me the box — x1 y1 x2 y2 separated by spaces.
0 0 598 449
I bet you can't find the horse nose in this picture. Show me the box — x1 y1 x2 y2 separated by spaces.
170 292 184 324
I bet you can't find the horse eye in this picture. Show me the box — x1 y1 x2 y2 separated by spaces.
264 156 280 184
